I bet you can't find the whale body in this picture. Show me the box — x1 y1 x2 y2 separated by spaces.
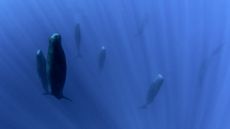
36 49 49 94
47 33 70 100
98 46 107 69
140 74 164 109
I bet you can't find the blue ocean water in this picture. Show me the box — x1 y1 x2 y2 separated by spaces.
0 0 230 129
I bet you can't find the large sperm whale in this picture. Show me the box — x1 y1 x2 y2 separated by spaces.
36 49 49 94
47 33 71 101
140 74 164 109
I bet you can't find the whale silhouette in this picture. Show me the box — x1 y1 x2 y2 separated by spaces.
47 33 71 101
140 74 164 109
36 49 49 94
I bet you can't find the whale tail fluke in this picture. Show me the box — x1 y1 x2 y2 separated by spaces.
139 104 148 109
62 96 72 102
43 92 72 102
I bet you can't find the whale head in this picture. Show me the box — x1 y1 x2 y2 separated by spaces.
49 33 62 47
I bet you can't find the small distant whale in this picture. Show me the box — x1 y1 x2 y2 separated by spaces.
47 33 71 101
140 74 164 109
75 23 81 57
98 46 107 69
36 49 49 94
198 43 224 86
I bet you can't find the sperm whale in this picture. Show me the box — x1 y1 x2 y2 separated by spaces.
98 46 107 69
140 74 164 109
36 49 49 94
47 33 71 101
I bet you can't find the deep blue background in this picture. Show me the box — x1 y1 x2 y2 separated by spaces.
0 0 230 129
